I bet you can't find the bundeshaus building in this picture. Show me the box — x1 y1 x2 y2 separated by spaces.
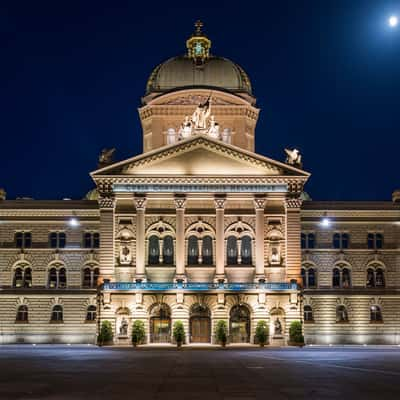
1 22 399 345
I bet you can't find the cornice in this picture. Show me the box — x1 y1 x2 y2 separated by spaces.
91 135 310 178
0 210 99 218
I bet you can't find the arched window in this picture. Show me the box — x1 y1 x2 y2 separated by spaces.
376 268 385 287
13 266 32 288
227 236 238 265
48 266 67 289
148 235 159 265
16 305 28 322
332 266 351 288
187 236 198 265
82 266 99 288
48 268 58 288
342 268 351 288
83 267 91 288
86 305 96 321
304 305 313 322
93 267 100 286
202 236 213 265
302 266 317 288
51 305 63 322
58 268 67 288
163 235 174 264
370 305 382 322
332 268 341 288
366 268 375 287
241 236 252 265
336 305 348 323
308 268 316 288
14 267 24 287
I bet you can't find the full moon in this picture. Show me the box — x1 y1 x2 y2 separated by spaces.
389 15 398 27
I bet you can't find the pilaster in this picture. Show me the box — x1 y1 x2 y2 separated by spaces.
134 196 147 282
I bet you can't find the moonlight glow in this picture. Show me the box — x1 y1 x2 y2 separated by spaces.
389 15 398 27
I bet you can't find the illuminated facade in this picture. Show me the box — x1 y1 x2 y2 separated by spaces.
0 23 399 345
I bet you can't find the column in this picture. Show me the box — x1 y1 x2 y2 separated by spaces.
254 197 266 281
99 196 115 282
174 196 186 281
198 238 203 264
135 196 147 281
285 198 302 284
215 197 226 282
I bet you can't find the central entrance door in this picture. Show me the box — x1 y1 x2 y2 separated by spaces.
230 305 250 343
150 303 171 343
190 304 211 343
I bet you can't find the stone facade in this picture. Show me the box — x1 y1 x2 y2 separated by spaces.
0 25 399 345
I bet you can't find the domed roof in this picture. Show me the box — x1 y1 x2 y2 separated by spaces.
145 21 252 97
146 55 252 95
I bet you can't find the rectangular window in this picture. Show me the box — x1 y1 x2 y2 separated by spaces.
301 232 316 249
333 233 350 249
49 232 67 248
83 232 100 248
367 233 383 249
15 232 32 248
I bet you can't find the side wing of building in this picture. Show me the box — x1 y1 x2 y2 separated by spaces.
0 200 100 344
301 200 400 344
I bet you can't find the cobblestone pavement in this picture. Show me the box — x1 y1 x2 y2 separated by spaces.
1 345 400 400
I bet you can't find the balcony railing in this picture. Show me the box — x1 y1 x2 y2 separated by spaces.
103 281 297 291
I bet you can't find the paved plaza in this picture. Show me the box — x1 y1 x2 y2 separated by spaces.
1 345 400 399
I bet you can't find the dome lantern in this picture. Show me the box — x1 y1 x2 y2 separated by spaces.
186 20 211 65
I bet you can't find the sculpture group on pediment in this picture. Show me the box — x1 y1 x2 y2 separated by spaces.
166 97 232 145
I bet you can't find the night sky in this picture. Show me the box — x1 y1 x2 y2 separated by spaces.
1 0 399 201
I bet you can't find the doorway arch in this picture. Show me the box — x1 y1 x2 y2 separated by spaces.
150 303 171 343
190 304 211 343
230 305 250 343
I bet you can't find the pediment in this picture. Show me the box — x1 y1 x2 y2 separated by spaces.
91 136 309 179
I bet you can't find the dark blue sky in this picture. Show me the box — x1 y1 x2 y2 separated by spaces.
1 0 399 201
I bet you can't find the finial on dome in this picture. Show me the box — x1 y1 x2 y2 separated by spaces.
186 20 211 65
194 20 204 35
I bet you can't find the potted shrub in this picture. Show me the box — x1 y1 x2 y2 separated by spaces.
98 320 113 346
173 320 185 348
289 320 304 346
255 320 269 347
215 320 228 347
131 320 146 347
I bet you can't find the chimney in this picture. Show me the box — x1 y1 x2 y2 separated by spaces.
392 189 400 203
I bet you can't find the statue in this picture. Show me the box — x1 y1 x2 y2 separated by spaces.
98 148 116 168
191 96 211 130
274 318 282 335
179 116 193 139
208 115 220 139
284 148 302 168
270 247 280 263
120 245 132 265
119 317 128 336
